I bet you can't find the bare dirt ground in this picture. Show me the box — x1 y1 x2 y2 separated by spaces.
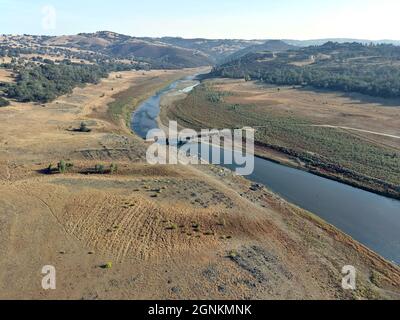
0 57 12 64
0 71 399 300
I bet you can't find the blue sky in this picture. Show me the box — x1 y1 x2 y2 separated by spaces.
1 0 400 40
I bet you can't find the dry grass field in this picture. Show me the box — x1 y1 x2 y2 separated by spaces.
0 70 399 300
218 80 400 145
165 78 400 198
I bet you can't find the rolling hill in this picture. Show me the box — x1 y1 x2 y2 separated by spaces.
223 40 297 62
43 31 214 68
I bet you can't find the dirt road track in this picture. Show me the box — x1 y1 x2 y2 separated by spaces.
311 125 400 139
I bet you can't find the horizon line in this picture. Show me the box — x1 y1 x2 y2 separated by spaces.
2 31 400 43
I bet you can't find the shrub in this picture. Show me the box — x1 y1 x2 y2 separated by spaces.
47 163 53 174
58 160 67 174
228 250 238 259
78 122 91 133
101 262 112 269
57 160 73 174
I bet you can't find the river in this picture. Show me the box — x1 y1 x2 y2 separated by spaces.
131 75 400 265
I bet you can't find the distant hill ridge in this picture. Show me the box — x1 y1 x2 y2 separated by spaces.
40 32 400 66
41 31 271 67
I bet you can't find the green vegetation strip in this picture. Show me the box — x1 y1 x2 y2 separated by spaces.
108 76 185 128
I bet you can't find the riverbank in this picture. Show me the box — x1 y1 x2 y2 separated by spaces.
108 69 206 133
1 69 400 300
252 143 400 201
